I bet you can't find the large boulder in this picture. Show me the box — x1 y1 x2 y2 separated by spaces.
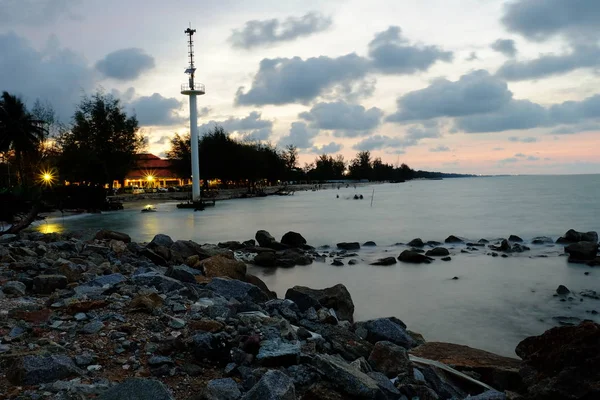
355 317 416 349
312 354 382 399
207 277 269 303
244 369 296 400
425 247 450 257
410 341 522 392
170 240 212 260
253 252 277 267
407 238 425 247
149 233 174 248
201 255 247 280
444 235 464 244
285 284 354 322
368 341 411 378
245 274 277 299
337 242 360 250
281 231 307 248
256 230 276 247
98 378 174 400
516 321 600 400
398 250 433 264
557 229 598 244
257 339 301 366
7 355 81 385
564 241 598 262
370 257 397 266
204 378 241 400
165 265 203 283
94 229 131 243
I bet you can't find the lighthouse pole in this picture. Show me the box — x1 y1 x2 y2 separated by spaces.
181 27 205 202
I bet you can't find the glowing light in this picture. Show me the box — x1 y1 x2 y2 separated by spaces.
38 169 56 186
146 175 154 182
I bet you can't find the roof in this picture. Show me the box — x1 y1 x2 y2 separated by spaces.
132 153 172 170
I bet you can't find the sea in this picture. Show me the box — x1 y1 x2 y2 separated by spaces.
34 175 600 357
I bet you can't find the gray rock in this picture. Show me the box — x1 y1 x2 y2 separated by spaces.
281 232 307 248
370 257 397 266
256 230 276 247
86 273 126 288
532 236 553 244
253 252 277 267
398 250 433 264
74 353 95 367
407 238 424 247
367 371 401 398
0 233 18 243
425 247 450 257
356 318 416 349
556 285 570 295
243 369 296 400
556 229 598 244
98 378 174 400
7 355 81 385
444 235 464 244
94 229 131 243
565 241 598 261
257 339 301 366
33 274 68 294
285 284 355 322
2 280 26 296
166 265 203 283
363 241 377 247
312 354 381 399
467 390 506 400
368 341 411 378
192 332 228 360
508 235 523 243
331 259 344 266
132 272 185 293
148 355 174 366
150 234 174 248
81 320 104 334
207 278 268 303
337 242 360 250
205 378 242 400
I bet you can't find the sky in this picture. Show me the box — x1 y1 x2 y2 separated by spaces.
1 0 599 175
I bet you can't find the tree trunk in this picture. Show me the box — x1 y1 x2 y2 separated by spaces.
0 202 40 236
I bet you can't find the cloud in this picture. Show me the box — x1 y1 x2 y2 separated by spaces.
199 107 211 118
368 26 453 74
499 157 519 163
466 52 479 61
550 122 600 134
199 111 273 140
527 155 540 161
502 0 600 42
298 101 383 138
0 32 94 121
153 135 171 145
387 70 512 122
491 39 517 57
95 48 155 80
278 122 319 149
509 136 537 142
515 153 526 157
229 12 332 49
496 46 600 81
492 147 504 151
353 135 406 151
311 142 343 154
430 145 450 152
235 54 370 106
0 0 81 25
129 93 184 126
455 99 548 133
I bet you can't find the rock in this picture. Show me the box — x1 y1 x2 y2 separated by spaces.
201 255 247 280
148 355 174 367
86 273 127 288
207 277 269 303
368 340 411 378
300 321 373 361
398 250 433 264
444 235 464 244
367 371 402 398
0 233 17 243
244 369 296 400
98 378 174 400
312 354 381 399
425 247 450 257
355 317 416 349
331 259 344 266
277 249 313 267
508 235 523 243
253 252 277 267
150 233 174 248
192 332 228 361
166 265 203 283
2 280 26 296
281 232 307 248
257 339 301 366
370 257 397 266
256 230 276 247
532 236 553 244
171 240 212 260
132 272 185 293
33 274 68 294
441 256 452 261
467 390 506 399
516 321 600 400
218 241 245 250
141 248 168 266
557 229 598 244
556 285 570 295
7 355 81 385
489 239 512 252
336 242 360 250
348 259 358 265
408 238 425 247
565 241 598 261
285 284 355 322
245 274 276 299
204 378 241 400
94 229 131 243
362 241 377 247
410 341 522 392
81 320 104 334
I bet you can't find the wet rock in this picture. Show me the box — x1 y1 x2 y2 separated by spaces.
95 229 131 243
150 233 174 248
253 252 277 267
508 235 523 243
218 241 245 250
408 238 425 247
132 272 185 293
2 280 26 296
256 230 276 247
141 248 168 266
281 231 307 248
556 229 598 244
444 235 464 244
171 240 212 260
398 250 433 264
336 242 360 251
7 355 81 385
331 259 344 266
207 277 269 303
204 378 242 400
201 255 247 280
257 339 301 366
532 236 553 245
564 241 598 261
556 285 570 295
285 284 354 322
277 249 313 267
370 257 397 266
244 369 296 400
362 241 377 247
348 259 358 265
355 317 416 349
166 265 203 283
468 390 506 399
368 340 411 378
425 247 450 257
312 354 381 399
442 256 452 261
33 274 68 294
98 378 174 400
245 274 277 299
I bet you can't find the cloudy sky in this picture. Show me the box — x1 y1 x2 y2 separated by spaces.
1 0 599 174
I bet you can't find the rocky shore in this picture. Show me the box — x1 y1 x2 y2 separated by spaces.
0 229 598 399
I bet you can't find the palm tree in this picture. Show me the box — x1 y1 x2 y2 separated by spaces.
0 92 47 185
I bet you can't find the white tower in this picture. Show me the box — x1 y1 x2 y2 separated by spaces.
181 27 205 202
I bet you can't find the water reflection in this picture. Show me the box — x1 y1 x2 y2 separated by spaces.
37 222 65 234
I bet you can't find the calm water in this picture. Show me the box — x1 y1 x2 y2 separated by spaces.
35 175 600 356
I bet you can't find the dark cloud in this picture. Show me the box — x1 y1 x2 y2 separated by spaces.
430 145 450 152
229 12 332 49
199 107 211 118
0 32 94 121
368 26 453 74
235 54 370 106
353 135 406 151
515 153 526 157
491 39 517 57
0 0 81 25
199 111 273 140
153 135 171 145
387 70 512 122
278 122 319 149
298 101 383 138
502 0 600 41
311 142 343 154
455 99 548 133
509 136 537 142
129 93 184 126
496 46 600 81
95 48 155 80
550 122 600 134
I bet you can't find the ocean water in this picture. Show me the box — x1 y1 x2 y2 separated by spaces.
35 175 600 356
